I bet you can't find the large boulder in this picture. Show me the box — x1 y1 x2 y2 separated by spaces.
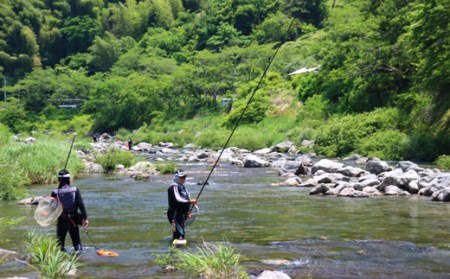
428 173 450 202
257 270 291 279
311 159 344 174
17 196 43 205
366 160 391 174
24 137 36 144
395 161 423 172
274 141 294 153
0 248 28 262
243 154 270 168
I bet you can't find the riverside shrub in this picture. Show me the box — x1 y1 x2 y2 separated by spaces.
229 127 282 151
436 155 450 171
0 165 27 200
355 130 409 160
314 108 404 159
96 149 136 172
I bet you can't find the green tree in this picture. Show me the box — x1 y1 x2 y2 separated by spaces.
281 0 328 27
60 16 101 54
88 32 136 70
222 91 271 128
152 0 175 28
403 0 450 133
206 23 248 50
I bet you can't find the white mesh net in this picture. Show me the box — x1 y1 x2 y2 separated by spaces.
185 205 199 226
34 196 63 227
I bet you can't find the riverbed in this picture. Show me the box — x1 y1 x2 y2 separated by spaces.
1 161 449 278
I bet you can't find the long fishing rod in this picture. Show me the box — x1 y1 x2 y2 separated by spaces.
63 133 77 171
61 134 120 257
190 18 297 210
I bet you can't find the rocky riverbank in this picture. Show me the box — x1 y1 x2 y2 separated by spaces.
75 133 450 203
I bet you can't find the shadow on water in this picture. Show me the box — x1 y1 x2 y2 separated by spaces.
1 162 449 278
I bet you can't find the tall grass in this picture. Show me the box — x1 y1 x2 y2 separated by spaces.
178 243 249 279
1 138 85 184
26 230 81 279
155 243 248 279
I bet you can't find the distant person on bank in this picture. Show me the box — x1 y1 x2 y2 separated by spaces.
128 138 133 150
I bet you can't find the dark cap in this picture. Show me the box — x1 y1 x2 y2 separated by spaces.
58 169 70 178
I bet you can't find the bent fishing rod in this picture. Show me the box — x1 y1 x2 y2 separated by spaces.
190 18 296 211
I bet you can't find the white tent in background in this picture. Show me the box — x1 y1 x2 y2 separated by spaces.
288 66 319 75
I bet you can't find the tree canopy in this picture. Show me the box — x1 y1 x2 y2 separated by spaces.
0 0 448 160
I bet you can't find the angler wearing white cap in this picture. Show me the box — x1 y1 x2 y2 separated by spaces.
167 169 197 245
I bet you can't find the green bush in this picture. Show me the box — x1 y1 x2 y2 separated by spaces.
297 94 331 122
96 149 136 172
403 135 449 162
67 115 93 137
155 161 176 174
229 127 282 151
177 243 248 279
155 243 248 279
114 127 132 141
221 92 271 129
355 130 409 160
315 108 404 158
436 155 450 171
26 230 81 279
0 164 28 200
194 130 228 149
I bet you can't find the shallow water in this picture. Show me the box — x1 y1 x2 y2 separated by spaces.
1 162 449 278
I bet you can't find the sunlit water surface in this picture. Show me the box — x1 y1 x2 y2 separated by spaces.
1 162 449 278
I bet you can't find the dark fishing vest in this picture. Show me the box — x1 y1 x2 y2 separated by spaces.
168 183 190 212
53 184 78 214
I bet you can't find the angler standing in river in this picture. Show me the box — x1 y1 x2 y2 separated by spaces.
167 169 197 243
51 169 89 252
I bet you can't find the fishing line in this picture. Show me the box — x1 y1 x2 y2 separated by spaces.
84 228 119 257
191 17 297 209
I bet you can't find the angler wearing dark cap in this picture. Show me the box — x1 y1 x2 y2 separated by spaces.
51 169 89 252
167 169 197 243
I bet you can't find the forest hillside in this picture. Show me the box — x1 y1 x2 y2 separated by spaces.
0 0 449 163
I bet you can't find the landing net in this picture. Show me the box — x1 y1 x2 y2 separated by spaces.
185 205 199 226
34 196 63 227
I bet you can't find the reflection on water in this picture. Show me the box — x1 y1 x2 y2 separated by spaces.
1 162 449 278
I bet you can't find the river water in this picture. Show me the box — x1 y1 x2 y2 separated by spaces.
1 161 449 278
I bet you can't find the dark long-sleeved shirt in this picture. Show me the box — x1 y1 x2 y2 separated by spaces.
168 183 191 213
51 184 87 219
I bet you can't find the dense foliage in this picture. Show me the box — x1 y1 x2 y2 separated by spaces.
0 0 449 162
26 230 81 278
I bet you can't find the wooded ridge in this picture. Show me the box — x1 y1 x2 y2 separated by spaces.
0 0 449 163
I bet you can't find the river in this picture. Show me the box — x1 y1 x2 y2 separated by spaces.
1 161 449 278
